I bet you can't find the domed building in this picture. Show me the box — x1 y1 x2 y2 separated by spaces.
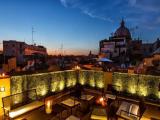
99 19 160 68
114 19 131 42
99 19 132 66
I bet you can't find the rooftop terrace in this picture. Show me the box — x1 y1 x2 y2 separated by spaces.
1 70 160 120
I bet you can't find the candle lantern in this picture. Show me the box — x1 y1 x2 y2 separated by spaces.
45 100 52 114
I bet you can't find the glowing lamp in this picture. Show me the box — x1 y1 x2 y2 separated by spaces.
99 97 104 102
2 73 5 77
99 97 106 107
96 96 106 107
74 65 80 70
0 87 5 92
45 101 52 114
41 89 47 96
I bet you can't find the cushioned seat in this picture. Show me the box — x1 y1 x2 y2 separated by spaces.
9 101 44 118
120 111 139 120
65 115 80 120
116 101 139 120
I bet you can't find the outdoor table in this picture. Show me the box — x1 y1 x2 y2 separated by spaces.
116 101 139 120
52 104 68 119
65 115 80 120
80 94 94 101
105 93 116 106
61 98 80 114
105 93 116 100
91 106 107 120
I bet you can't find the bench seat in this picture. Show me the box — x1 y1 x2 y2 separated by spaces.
9 101 44 118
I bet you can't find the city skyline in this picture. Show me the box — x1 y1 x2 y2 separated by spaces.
0 0 160 55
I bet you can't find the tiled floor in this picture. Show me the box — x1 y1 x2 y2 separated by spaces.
141 106 160 120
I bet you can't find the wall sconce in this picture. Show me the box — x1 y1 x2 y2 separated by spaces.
0 73 6 77
0 87 5 92
2 73 5 77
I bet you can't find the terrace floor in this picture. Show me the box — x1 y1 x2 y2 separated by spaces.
141 106 160 120
5 88 160 120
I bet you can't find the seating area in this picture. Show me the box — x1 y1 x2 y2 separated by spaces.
2 83 160 120
2 89 44 119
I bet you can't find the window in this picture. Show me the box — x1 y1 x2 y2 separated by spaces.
20 44 22 48
149 47 153 52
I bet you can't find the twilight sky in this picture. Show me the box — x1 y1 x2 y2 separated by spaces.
0 0 160 55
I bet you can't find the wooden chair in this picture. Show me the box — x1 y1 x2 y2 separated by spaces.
73 100 92 120
75 100 90 116
117 99 146 120
138 98 146 119
70 84 82 99
107 100 119 120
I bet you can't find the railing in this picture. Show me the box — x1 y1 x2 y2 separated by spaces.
2 89 38 118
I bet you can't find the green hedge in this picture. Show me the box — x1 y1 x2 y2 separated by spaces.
113 72 160 100
10 70 104 98
78 70 104 88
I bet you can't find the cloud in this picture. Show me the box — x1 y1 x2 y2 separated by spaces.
60 0 80 8
60 0 67 7
59 0 113 22
59 0 160 29
135 1 160 12
128 0 137 6
82 9 113 22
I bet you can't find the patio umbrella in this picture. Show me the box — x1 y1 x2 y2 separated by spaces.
97 58 112 62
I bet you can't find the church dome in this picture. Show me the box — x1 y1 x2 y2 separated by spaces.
114 20 131 39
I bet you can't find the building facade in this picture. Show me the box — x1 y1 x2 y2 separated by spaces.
99 20 131 64
99 20 160 66
3 40 47 65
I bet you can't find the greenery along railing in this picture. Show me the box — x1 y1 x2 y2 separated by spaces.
10 70 105 98
112 72 160 101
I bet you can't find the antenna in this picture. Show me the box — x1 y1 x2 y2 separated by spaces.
61 43 63 56
129 26 138 39
32 27 35 45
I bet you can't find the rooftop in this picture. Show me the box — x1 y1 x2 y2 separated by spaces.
1 70 160 120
